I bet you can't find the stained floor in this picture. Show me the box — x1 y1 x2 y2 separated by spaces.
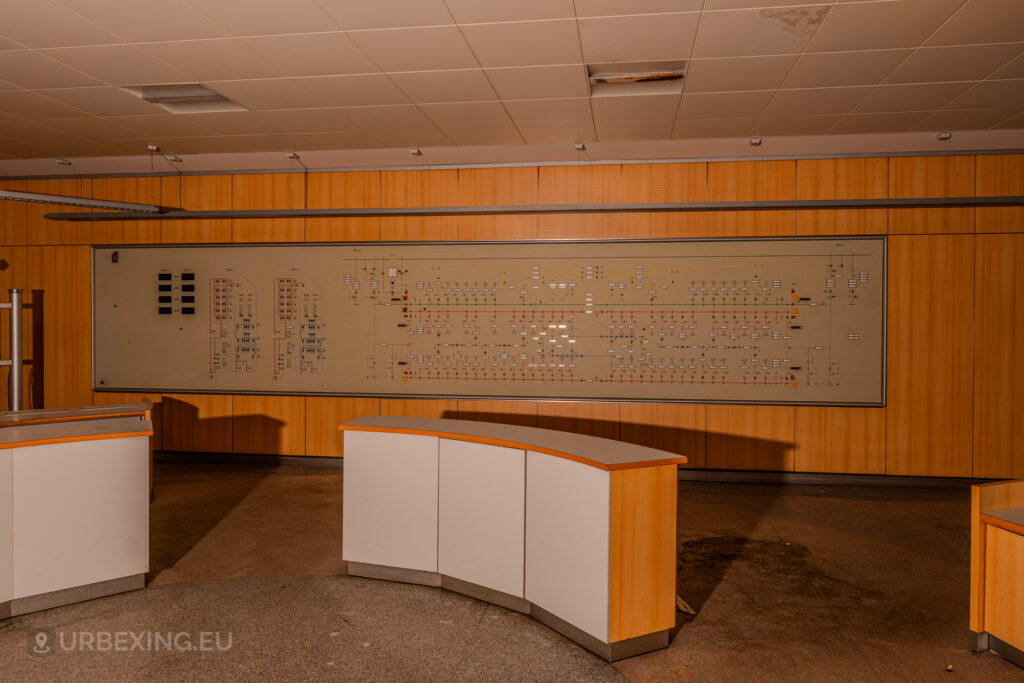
0 460 1020 681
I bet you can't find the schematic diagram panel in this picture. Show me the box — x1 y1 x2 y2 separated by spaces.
93 238 885 405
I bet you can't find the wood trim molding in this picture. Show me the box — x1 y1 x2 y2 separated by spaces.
0 430 153 450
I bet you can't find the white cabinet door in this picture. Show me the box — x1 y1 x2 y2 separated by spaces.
342 431 438 572
0 450 10 605
12 437 149 599
525 450 609 642
438 439 525 598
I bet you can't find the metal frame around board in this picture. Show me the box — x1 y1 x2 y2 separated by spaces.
91 235 887 407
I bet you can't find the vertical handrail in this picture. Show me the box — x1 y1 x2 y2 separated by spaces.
9 288 22 411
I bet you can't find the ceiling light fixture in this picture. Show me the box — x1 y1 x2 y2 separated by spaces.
574 142 586 152
409 147 422 156
937 130 952 141
56 158 72 166
587 60 687 97
286 152 301 160
0 190 164 213
122 83 246 114
166 154 183 163
750 137 762 146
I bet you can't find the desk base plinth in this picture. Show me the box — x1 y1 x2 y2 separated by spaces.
9 573 145 618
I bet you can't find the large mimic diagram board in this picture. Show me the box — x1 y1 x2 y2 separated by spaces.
93 238 885 405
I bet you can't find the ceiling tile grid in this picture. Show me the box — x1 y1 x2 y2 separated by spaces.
0 0 1018 165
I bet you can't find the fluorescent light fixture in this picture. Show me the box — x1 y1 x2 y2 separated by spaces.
122 83 246 114
587 60 687 96
0 190 163 213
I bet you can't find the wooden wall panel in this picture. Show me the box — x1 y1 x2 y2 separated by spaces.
793 407 885 474
91 177 162 244
889 155 975 234
708 160 796 236
538 165 621 239
0 247 28 410
162 393 232 453
93 390 165 450
982 525 1024 648
232 394 305 455
976 153 1024 233
0 179 27 245
305 396 380 457
619 403 705 468
973 234 1024 478
456 399 538 427
381 169 458 241
380 397 459 419
24 178 92 245
537 400 619 440
706 405 794 470
621 162 707 238
458 167 538 240
305 171 380 242
27 245 93 408
608 464 676 642
160 174 232 243
796 157 887 235
886 235 974 476
231 173 305 242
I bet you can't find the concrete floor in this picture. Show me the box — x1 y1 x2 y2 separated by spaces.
0 459 1020 681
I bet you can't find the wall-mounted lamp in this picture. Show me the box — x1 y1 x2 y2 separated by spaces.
937 130 952 141
574 142 586 152
286 151 301 160
749 137 762 146
166 154 183 163
409 147 422 156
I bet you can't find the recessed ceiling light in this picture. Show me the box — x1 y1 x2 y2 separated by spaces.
121 83 247 114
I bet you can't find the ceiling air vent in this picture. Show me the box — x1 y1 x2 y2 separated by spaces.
587 61 687 97
122 83 247 114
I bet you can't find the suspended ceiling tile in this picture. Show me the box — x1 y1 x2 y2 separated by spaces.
108 114 222 137
0 90 90 118
39 44 192 86
348 26 478 72
370 126 452 147
101 137 196 155
389 69 497 104
36 87 160 117
705 0 833 8
751 114 843 136
293 74 410 107
484 65 589 101
184 0 337 37
461 20 582 68
267 130 382 150
992 110 1024 129
0 1 123 49
0 80 17 92
36 116 145 139
0 118 81 142
946 79 1024 109
692 6 830 59
139 39 284 81
444 126 524 146
317 0 453 30
591 93 679 123
927 0 1024 46
58 0 229 43
684 55 798 93
153 134 269 153
597 120 674 141
763 87 872 116
830 111 933 135
179 111 287 135
205 79 328 110
575 1 703 17
677 90 774 119
855 82 974 113
339 104 437 129
992 52 1024 79
578 13 700 63
913 107 1024 130
444 0 575 23
504 97 593 127
243 33 378 77
671 117 757 138
0 38 23 51
419 100 518 130
257 109 359 133
808 0 965 52
518 123 597 145
0 51 102 89
29 138 123 156
885 43 1024 84
782 49 911 88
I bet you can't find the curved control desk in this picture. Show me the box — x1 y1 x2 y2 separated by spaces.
0 404 152 620
340 416 686 661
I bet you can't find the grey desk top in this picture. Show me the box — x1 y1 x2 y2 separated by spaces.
341 415 686 470
0 402 151 426
0 417 153 450
985 506 1024 530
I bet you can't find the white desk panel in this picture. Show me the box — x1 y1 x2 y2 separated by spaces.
438 439 525 598
342 431 439 572
0 450 10 605
525 450 610 642
12 437 149 599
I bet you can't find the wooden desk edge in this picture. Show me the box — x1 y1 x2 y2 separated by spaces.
979 511 1024 537
0 430 154 451
338 424 686 471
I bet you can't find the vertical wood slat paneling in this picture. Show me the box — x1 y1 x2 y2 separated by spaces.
708 160 796 236
232 394 305 455
160 174 232 244
537 401 620 440
381 169 458 241
886 235 974 476
91 177 163 244
973 234 1024 478
456 399 538 427
706 405 794 470
24 178 92 245
538 165 621 239
889 155 975 234
794 407 885 474
162 393 233 453
93 390 164 450
380 397 459 419
0 179 27 246
305 171 381 242
796 157 888 235
305 396 380 457
621 163 707 238
458 167 538 240
618 403 705 468
232 173 305 242
976 153 1024 234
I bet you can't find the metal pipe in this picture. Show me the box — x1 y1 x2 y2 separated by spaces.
8 288 22 411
